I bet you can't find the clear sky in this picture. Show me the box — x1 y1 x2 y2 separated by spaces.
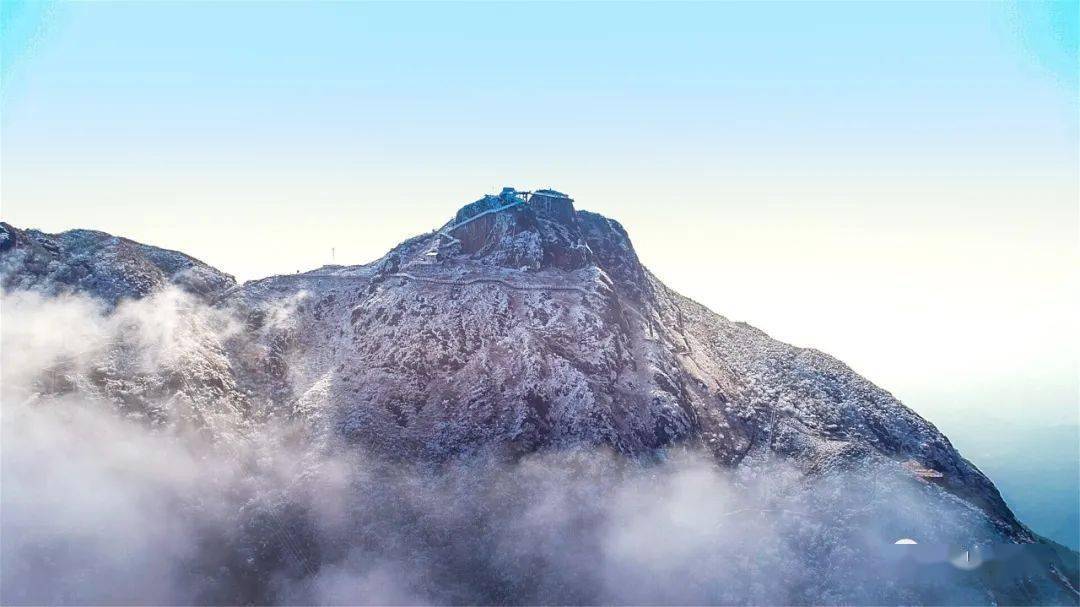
2 1 1077 430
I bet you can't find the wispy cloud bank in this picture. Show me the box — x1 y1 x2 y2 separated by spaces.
0 289 1032 604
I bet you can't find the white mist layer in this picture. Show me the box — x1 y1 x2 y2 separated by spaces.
0 288 1013 604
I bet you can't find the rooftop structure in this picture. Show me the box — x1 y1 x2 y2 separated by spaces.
435 187 577 252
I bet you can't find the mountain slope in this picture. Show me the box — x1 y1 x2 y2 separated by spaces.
2 189 1077 604
213 188 1077 602
223 190 1014 522
0 222 248 430
0 222 235 304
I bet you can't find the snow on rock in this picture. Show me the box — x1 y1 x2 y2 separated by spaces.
214 189 1030 540
0 222 235 304
1 222 245 431
3 190 1077 602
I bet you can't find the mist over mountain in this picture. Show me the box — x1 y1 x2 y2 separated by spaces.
1 190 1077 605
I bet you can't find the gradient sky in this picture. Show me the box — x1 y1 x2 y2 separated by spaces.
2 1 1077 432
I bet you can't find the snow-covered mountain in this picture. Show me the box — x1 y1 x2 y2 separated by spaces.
0 221 235 304
0 221 247 430
219 189 1016 519
1 190 1077 605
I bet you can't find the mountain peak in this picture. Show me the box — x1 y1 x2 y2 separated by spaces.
0 222 235 304
402 187 647 297
5 194 1079 603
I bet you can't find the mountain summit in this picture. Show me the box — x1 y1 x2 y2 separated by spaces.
2 188 1077 604
222 189 1012 503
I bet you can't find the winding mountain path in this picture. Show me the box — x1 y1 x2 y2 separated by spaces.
212 270 590 304
390 272 590 295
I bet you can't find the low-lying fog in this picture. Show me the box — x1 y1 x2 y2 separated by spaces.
0 289 1031 604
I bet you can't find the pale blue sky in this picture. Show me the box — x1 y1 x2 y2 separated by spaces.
2 2 1077 432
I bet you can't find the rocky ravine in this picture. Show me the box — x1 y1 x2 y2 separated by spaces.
2 190 1077 604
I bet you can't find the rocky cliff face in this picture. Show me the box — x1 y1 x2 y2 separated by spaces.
2 191 1077 604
